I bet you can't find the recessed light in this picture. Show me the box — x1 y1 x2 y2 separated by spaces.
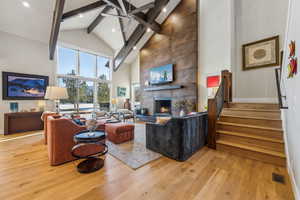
147 28 151 33
22 1 30 8
79 14 84 18
163 7 167 13
112 28 116 33
133 46 137 50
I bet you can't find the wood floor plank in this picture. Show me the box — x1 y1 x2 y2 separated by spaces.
0 132 294 200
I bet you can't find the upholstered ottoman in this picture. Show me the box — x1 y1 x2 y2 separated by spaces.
105 123 135 144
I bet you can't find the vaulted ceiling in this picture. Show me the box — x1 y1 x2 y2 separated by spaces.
0 0 180 65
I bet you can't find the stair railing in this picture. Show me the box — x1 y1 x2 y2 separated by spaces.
207 70 232 149
275 68 288 109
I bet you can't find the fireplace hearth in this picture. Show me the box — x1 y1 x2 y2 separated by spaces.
154 97 172 116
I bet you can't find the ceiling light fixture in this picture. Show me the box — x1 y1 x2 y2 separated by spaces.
133 46 137 50
163 7 167 13
147 28 151 33
22 1 30 8
79 14 84 18
112 28 116 33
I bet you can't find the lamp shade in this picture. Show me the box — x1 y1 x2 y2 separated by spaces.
45 86 68 100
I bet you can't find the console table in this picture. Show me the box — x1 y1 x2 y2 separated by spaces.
4 112 44 135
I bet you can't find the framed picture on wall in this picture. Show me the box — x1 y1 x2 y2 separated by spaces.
117 87 127 97
242 36 280 70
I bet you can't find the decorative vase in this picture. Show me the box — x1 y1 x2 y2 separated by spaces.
179 109 186 117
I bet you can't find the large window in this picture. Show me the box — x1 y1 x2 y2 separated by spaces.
57 46 111 113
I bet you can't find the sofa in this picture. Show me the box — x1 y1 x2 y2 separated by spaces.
146 112 208 161
46 117 105 166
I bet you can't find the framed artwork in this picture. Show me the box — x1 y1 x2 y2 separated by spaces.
242 36 280 70
117 87 127 97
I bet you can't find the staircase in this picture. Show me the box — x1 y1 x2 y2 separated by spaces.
215 102 286 166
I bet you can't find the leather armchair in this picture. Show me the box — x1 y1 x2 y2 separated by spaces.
47 117 105 166
42 112 60 144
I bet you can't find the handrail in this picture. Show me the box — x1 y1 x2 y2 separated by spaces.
207 70 232 149
275 68 288 109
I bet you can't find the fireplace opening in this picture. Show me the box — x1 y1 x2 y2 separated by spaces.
154 98 172 116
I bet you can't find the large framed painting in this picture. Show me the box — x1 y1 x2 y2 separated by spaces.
242 36 280 71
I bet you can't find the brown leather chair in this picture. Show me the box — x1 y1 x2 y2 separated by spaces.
47 117 105 166
106 123 135 144
42 112 60 144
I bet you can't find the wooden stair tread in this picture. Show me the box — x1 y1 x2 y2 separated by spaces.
216 139 286 158
223 108 280 113
220 114 281 121
216 130 284 143
217 121 283 132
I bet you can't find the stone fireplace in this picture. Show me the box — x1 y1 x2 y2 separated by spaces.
139 0 198 115
154 98 172 116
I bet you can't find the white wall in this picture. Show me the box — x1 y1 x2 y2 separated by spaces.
0 31 56 134
111 63 131 108
198 0 234 110
233 0 288 102
281 0 300 198
130 55 140 84
59 29 114 57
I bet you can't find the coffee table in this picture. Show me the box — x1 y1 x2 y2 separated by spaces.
71 131 108 173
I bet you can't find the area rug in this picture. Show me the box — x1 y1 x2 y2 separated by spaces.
106 123 162 170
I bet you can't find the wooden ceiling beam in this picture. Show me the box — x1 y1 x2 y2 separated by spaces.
62 1 106 21
49 0 65 60
111 0 169 71
87 6 112 34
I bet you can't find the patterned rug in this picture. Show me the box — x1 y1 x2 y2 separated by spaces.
106 123 162 170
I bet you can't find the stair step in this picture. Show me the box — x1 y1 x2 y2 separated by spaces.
217 122 283 140
224 108 280 113
228 102 279 110
219 115 282 128
222 109 281 119
217 130 285 153
217 121 282 131
216 130 284 143
216 140 286 166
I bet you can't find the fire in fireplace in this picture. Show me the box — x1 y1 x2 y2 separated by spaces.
154 97 172 116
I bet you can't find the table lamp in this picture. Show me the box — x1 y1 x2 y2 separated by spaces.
45 86 69 113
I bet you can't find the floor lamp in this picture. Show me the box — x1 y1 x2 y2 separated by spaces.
45 86 69 113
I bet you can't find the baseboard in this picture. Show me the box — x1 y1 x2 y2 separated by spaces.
287 163 300 200
233 98 278 103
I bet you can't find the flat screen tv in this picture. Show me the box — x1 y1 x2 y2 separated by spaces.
149 64 173 85
2 72 49 100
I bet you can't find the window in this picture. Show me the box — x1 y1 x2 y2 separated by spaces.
56 46 111 113
97 56 110 80
79 52 96 78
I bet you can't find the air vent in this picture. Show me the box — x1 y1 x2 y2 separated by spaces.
272 173 285 184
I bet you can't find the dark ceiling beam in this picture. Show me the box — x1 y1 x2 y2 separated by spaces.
62 1 106 21
87 6 112 34
112 0 169 71
102 0 121 10
116 9 127 44
104 0 161 33
122 0 161 33
49 0 65 60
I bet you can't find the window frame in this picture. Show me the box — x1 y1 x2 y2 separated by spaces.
56 45 112 113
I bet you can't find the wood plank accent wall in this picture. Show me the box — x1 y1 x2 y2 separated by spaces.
140 0 198 115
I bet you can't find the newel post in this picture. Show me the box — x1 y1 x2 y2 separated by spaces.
221 70 232 106
207 98 217 149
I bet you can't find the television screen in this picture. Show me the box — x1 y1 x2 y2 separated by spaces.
2 72 49 100
149 64 173 85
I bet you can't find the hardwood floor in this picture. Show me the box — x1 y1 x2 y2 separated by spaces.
0 133 294 200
